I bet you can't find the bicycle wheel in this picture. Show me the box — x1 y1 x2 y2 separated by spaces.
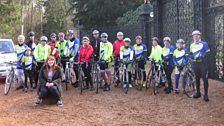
123 70 128 94
133 69 139 90
146 68 153 89
65 68 69 91
79 72 84 94
70 68 76 84
154 71 160 95
96 69 99 94
185 72 196 98
4 70 14 95
113 67 119 87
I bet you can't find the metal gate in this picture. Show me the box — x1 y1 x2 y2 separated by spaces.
156 0 194 45
205 0 224 81
153 0 224 81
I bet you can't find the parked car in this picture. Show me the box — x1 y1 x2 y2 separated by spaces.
0 39 17 78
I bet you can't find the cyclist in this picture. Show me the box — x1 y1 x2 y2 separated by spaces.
78 37 94 90
22 47 36 92
190 30 210 101
26 31 36 53
56 32 69 72
113 32 124 85
120 38 134 88
48 33 59 60
173 39 188 94
162 37 175 94
15 35 28 90
133 35 147 87
91 30 101 62
67 30 80 87
149 37 163 66
148 37 164 87
34 36 51 86
99 33 113 91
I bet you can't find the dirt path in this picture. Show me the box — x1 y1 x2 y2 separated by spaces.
0 79 223 126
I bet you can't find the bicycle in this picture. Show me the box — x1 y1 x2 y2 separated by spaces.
91 61 101 94
146 61 167 95
120 61 131 94
4 61 17 95
75 61 87 94
132 60 144 90
184 60 196 98
112 59 121 87
64 61 76 91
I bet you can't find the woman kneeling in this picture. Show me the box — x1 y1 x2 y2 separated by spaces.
35 56 63 106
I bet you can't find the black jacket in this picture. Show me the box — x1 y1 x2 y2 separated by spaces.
38 65 62 92
91 38 101 61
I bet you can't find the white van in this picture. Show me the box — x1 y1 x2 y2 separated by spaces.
0 39 17 78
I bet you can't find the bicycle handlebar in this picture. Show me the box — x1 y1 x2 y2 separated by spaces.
4 61 17 66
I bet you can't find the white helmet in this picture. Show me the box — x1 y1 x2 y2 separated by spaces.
192 30 201 36
124 38 131 42
18 35 25 41
163 37 171 42
25 47 32 51
177 39 185 44
40 36 48 41
82 36 90 41
117 32 124 36
92 30 99 34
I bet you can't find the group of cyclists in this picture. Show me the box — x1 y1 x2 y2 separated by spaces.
14 29 210 103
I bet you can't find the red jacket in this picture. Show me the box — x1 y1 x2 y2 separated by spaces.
113 39 124 58
78 44 93 63
48 41 58 57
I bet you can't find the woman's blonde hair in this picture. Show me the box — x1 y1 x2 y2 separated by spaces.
45 56 57 71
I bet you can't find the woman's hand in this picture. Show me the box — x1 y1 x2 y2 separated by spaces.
46 82 54 88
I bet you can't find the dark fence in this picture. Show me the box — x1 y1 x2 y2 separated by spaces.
79 0 224 81
153 0 224 81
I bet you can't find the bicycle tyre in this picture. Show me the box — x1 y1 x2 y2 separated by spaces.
123 70 128 94
154 71 161 95
65 68 69 91
79 74 84 95
4 70 14 95
96 69 99 94
185 73 196 98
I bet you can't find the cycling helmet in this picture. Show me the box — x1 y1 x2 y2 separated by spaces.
67 30 74 36
117 32 124 36
192 30 201 36
135 35 142 40
18 35 25 40
92 30 99 34
50 33 56 38
58 32 65 37
25 47 32 51
176 39 185 44
82 36 90 41
28 31 35 36
152 37 159 43
101 33 108 38
40 36 48 41
124 38 131 42
163 37 171 42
